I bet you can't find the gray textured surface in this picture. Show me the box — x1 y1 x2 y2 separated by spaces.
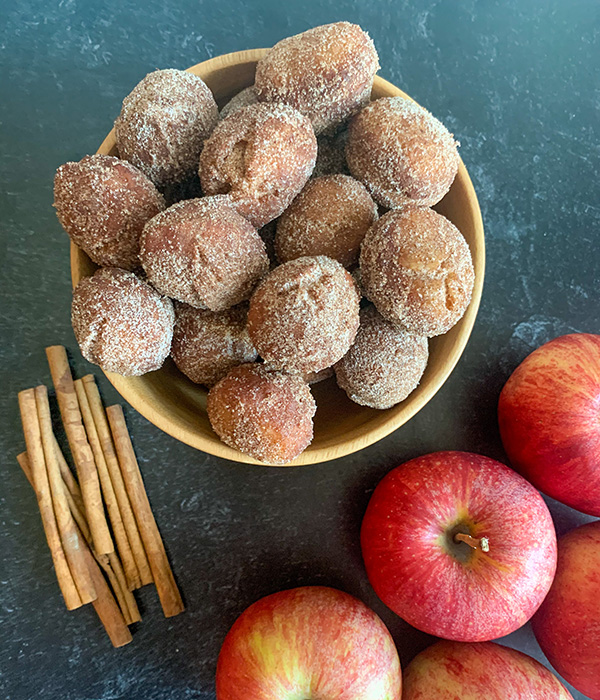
1 1 599 698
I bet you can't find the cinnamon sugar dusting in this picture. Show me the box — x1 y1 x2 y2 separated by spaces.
255 22 379 134
346 96 459 208
171 302 257 387
335 305 429 409
220 86 259 119
115 69 218 186
140 196 269 311
207 363 316 464
54 154 165 270
359 207 474 336
199 102 317 228
247 255 360 375
275 174 377 268
71 267 174 376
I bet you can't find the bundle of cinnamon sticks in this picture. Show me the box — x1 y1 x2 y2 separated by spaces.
16 345 184 647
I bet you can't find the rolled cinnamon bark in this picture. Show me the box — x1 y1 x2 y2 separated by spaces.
75 378 141 590
81 375 152 587
17 452 133 647
106 405 184 618
52 440 91 542
107 552 141 625
34 385 97 605
45 346 113 555
53 435 85 514
17 389 82 610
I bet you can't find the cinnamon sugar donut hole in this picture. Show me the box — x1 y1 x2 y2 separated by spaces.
72 267 174 376
275 175 377 268
140 196 268 311
335 305 429 409
255 22 379 134
220 86 258 119
115 69 218 186
171 302 257 387
54 154 165 270
346 96 459 208
198 103 317 228
207 363 316 464
360 207 474 337
247 256 360 375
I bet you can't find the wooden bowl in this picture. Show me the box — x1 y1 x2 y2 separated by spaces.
71 49 485 466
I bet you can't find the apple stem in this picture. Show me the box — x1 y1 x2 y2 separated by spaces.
454 532 490 552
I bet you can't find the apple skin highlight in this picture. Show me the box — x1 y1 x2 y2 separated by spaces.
215 586 401 700
499 332 600 516
361 451 557 642
402 640 573 699
533 521 600 700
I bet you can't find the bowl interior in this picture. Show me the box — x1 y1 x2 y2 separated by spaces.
71 48 485 466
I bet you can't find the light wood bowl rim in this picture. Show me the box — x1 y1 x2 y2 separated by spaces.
70 48 485 467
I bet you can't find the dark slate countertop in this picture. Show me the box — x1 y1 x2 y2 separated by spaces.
1 1 599 698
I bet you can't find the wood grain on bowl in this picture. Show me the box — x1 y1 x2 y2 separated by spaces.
71 49 485 466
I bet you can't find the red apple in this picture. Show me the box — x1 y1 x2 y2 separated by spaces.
361 451 557 641
215 586 401 700
532 521 600 699
498 333 600 515
402 640 573 699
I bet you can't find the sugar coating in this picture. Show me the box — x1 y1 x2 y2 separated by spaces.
312 128 350 179
140 196 269 311
359 207 474 337
255 22 380 134
207 363 316 464
71 267 174 376
171 302 257 387
276 174 378 268
303 366 334 384
54 154 165 270
199 102 317 228
247 255 360 375
335 305 429 409
220 86 259 119
115 69 219 186
346 96 459 208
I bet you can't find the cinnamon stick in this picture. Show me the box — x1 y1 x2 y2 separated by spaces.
108 553 141 624
94 554 131 625
53 442 91 542
53 435 85 514
17 453 132 647
75 379 141 590
82 375 152 587
84 546 133 647
21 450 90 542
17 389 82 610
34 386 97 605
45 346 113 555
106 404 184 618
21 451 140 626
